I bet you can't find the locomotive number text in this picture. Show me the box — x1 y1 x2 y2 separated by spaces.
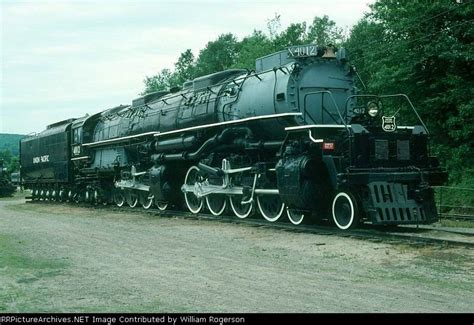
287 45 317 58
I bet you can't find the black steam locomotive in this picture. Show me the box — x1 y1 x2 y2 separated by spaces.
20 45 447 229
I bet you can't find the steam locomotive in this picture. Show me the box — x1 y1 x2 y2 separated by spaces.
20 44 447 229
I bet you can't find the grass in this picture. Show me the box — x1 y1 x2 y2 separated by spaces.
439 219 474 228
0 233 68 312
0 234 66 273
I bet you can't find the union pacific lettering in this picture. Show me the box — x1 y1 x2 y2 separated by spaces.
33 155 49 164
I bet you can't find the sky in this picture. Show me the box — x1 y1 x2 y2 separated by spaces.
1 0 374 134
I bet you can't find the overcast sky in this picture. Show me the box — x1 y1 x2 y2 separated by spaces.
1 0 374 134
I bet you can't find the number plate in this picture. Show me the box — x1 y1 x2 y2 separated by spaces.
287 45 318 58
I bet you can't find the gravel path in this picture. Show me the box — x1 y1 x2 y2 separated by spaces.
0 199 473 312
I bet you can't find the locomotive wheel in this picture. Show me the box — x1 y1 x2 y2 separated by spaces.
332 191 359 230
140 192 154 210
126 191 139 208
113 191 125 207
206 195 227 216
184 166 203 214
156 202 168 211
257 195 285 222
229 195 254 219
286 208 305 225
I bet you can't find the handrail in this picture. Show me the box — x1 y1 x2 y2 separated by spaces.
343 94 429 135
302 90 350 135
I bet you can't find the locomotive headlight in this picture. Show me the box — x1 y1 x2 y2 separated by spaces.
367 101 379 117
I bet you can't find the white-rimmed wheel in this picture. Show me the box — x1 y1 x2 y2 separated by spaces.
140 192 154 210
73 191 81 204
156 201 168 211
58 189 65 202
113 190 125 207
205 169 227 216
286 208 306 225
229 196 254 219
184 166 203 214
67 190 74 202
206 195 227 216
51 189 57 201
32 188 39 200
85 190 91 203
92 189 101 205
126 190 139 208
332 191 359 230
257 195 285 222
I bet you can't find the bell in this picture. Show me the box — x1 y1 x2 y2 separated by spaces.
322 46 336 58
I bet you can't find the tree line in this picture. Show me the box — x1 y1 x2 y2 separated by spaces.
142 0 473 186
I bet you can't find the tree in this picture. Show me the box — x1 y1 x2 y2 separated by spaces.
142 14 347 94
174 49 196 84
142 69 173 94
273 22 308 48
194 33 239 76
346 0 474 182
0 149 19 174
307 15 345 46
233 30 273 70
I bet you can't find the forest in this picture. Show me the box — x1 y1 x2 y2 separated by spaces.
142 0 473 187
0 134 22 174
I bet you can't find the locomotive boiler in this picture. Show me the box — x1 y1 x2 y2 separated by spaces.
20 44 447 229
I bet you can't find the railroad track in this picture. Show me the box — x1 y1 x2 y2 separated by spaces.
26 199 474 248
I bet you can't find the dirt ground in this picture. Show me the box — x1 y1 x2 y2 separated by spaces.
0 198 473 313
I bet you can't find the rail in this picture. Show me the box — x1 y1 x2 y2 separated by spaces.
434 186 474 221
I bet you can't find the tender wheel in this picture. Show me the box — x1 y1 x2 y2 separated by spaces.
114 191 125 207
257 195 285 222
332 191 359 230
184 166 203 214
229 195 254 219
206 195 226 216
32 188 38 200
73 192 81 204
286 208 306 225
85 190 91 203
140 192 154 210
58 190 65 202
93 189 103 205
